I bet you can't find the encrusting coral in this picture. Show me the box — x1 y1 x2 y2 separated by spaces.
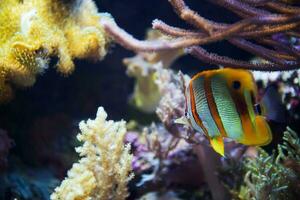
0 0 111 102
50 107 133 200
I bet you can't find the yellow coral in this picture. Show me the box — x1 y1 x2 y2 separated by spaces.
0 0 110 102
51 107 133 200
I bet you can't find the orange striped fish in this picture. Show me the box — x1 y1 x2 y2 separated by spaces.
177 68 272 156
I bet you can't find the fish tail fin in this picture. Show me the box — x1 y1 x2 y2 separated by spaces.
209 136 225 156
241 116 273 146
254 115 272 146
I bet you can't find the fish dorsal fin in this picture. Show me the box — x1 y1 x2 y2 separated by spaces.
209 136 224 156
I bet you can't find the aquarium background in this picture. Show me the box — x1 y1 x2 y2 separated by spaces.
0 0 299 200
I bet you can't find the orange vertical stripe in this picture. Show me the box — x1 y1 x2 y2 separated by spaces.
204 75 227 137
230 90 255 144
189 82 209 137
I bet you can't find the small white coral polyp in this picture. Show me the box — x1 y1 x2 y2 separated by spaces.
51 107 133 200
0 0 111 102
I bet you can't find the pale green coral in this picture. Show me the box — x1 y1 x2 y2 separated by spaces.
236 127 300 200
241 150 295 200
278 127 300 161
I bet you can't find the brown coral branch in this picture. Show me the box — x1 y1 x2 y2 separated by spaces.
243 0 270 6
187 46 299 71
239 23 300 38
102 18 249 51
208 0 270 17
228 38 297 63
168 0 220 33
101 0 300 71
153 19 203 37
264 2 300 14
256 38 300 58
103 17 299 52
154 19 300 40
100 18 172 51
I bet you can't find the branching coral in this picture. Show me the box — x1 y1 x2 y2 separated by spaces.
142 124 181 179
0 0 111 102
236 127 300 200
240 150 295 199
279 127 300 161
101 0 300 71
50 107 133 200
126 123 208 199
154 67 206 144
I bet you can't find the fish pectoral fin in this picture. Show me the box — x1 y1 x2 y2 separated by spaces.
209 136 225 156
174 116 189 126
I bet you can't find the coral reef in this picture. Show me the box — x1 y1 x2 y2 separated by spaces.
101 0 300 71
2 1 300 200
124 65 300 200
126 123 208 199
0 0 110 102
51 107 133 200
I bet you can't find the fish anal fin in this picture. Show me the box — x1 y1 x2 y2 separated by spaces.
209 136 225 156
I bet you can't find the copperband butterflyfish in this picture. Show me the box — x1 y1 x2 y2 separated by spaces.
176 68 273 156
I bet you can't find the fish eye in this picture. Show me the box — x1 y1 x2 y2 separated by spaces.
232 80 241 90
185 112 190 119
